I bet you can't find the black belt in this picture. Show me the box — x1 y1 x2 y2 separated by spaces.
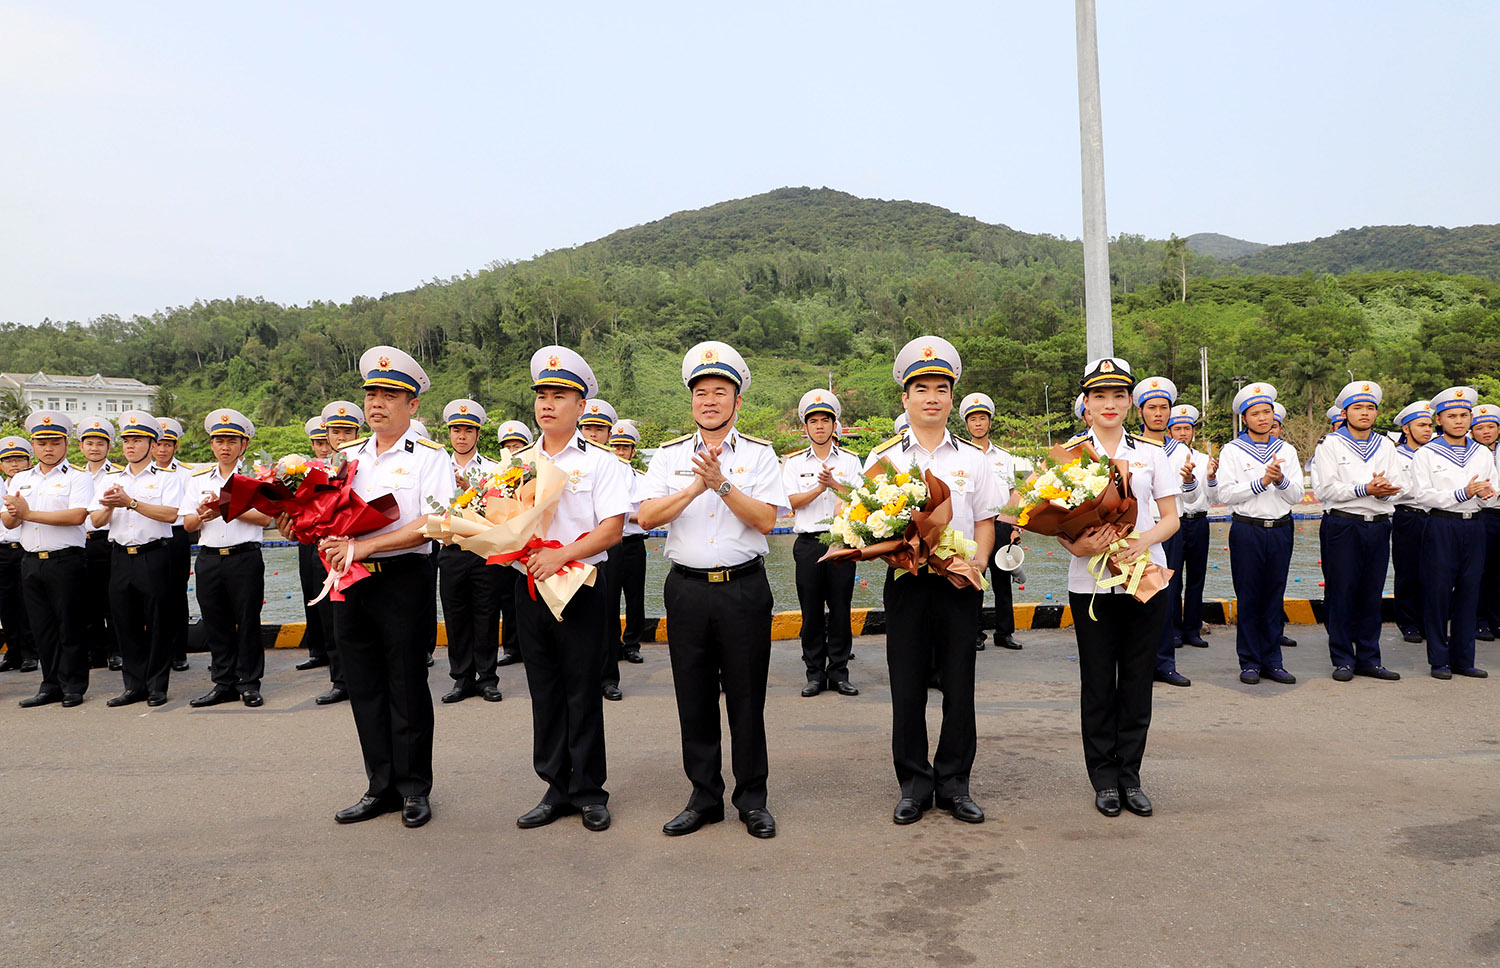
25 546 84 559
1232 513 1291 529
114 538 169 555
1429 508 1480 520
203 541 260 556
1 541 19 550
621 532 647 542
795 531 830 539
1327 508 1390 523
87 529 109 539
1394 505 1427 515
1180 511 1207 520
362 553 425 574
671 558 765 583
1484 508 1500 517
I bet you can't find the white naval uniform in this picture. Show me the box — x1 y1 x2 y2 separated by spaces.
1178 449 1212 515
1311 429 1409 516
1408 438 1499 513
1062 431 1179 596
1213 432 1305 519
88 464 185 546
781 442 865 534
863 430 1002 543
179 462 266 548
513 434 634 566
341 428 455 555
7 462 92 552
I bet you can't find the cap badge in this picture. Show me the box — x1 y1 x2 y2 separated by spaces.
920 346 936 361
337 406 348 415
1251 385 1261 394
459 405 468 413
701 348 718 364
1456 390 1466 398
218 414 228 423
590 404 600 413
377 356 391 370
1361 383 1371 392
1150 379 1159 388
1100 360 1114 373
127 417 138 426
547 354 560 369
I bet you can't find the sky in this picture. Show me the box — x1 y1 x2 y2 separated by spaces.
3 0 1497 325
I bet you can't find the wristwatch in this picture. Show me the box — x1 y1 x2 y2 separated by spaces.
715 480 732 497
128 499 139 511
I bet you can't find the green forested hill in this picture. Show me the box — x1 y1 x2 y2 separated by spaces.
2 188 1499 465
1229 224 1500 280
1185 233 1266 259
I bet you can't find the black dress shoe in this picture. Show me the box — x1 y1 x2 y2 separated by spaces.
517 802 577 829
1095 788 1121 817
1354 665 1400 681
0 656 16 671
1278 635 1297 649
1331 666 1354 682
741 808 776 839
1239 668 1261 684
1431 666 1453 680
189 688 239 708
425 654 434 667
1401 632 1425 644
146 692 169 707
581 804 611 831
19 691 62 708
335 795 399 824
893 795 932 825
241 690 264 707
1155 671 1191 687
800 680 824 697
496 652 521 667
19 657 39 672
662 804 724 836
1476 628 1496 642
315 687 348 705
834 680 859 696
1123 787 1153 816
1455 667 1490 678
295 655 329 670
937 794 985 824
441 683 475 704
623 649 643 664
107 689 147 707
107 655 123 671
975 639 987 652
61 693 83 707
1182 636 1209 648
171 659 189 672
402 796 432 828
1000 635 1023 650
480 685 503 702
602 683 623 701
1264 668 1296 684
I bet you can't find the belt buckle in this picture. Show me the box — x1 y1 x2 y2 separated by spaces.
219 547 231 556
127 546 139 555
1262 519 1274 528
37 551 49 559
707 568 727 583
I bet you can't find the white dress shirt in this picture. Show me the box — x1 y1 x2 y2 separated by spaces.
89 463 185 546
1178 447 1212 514
179 461 265 548
453 451 500 476
862 429 1001 543
85 461 118 532
1213 432 1305 518
342 427 455 557
0 477 16 543
514 435 633 566
1064 431 1180 595
1311 429 1409 516
640 428 791 569
1408 437 1500 513
7 462 92 551
622 466 647 537
781 442 865 533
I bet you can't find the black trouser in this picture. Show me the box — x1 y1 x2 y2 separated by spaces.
1071 590 1165 793
663 563 773 813
1479 511 1500 633
297 543 344 689
438 545 503 689
1391 507 1427 637
615 534 647 651
196 546 265 693
110 543 173 694
333 553 434 800
600 542 622 688
21 551 87 696
793 532 855 684
497 567 520 659
84 530 113 665
1178 513 1210 638
1321 514 1391 670
0 544 36 664
516 576 609 806
423 541 439 656
979 560 1016 644
884 568 981 801
1421 515 1482 672
167 525 193 661
1155 530 1186 675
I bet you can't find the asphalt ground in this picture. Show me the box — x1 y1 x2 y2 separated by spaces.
1 626 1497 968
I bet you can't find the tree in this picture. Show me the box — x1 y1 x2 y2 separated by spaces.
0 387 29 425
1161 234 1191 303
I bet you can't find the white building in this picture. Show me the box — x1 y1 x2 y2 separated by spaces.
0 371 159 417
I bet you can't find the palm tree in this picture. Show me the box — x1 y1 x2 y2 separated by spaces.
0 387 30 427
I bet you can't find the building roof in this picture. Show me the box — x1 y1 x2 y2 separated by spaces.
0 371 158 394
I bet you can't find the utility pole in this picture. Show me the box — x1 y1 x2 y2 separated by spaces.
1076 0 1113 361
1044 382 1052 447
1232 377 1246 435
1199 346 1209 414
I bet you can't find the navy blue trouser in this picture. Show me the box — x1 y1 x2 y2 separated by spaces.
1478 511 1500 633
1155 529 1185 675
1177 514 1210 640
1421 515 1483 671
1320 514 1391 670
1229 519 1292 673
1390 508 1427 637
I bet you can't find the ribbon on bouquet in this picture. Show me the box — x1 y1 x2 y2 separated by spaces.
488 532 597 621
1084 531 1156 620
309 537 372 605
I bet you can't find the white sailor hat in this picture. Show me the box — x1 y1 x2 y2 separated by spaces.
1073 393 1086 419
1471 404 1500 428
683 341 750 392
204 409 254 439
1272 402 1287 425
609 419 640 447
157 418 184 442
304 417 328 440
1133 376 1177 408
1233 382 1277 414
322 400 365 429
1396 400 1433 426
25 409 72 439
497 420 533 447
360 345 431 394
1326 406 1346 427
579 398 618 429
893 412 910 434
960 393 994 418
118 410 162 439
444 399 486 428
1081 358 1134 391
1335 380 1382 411
1167 404 1200 427
76 416 116 444
894 336 961 387
799 389 842 423
532 345 600 398
410 418 431 440
1432 386 1477 414
0 436 34 459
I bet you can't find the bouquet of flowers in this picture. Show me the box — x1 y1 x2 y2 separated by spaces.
218 450 399 603
818 460 986 591
423 451 595 621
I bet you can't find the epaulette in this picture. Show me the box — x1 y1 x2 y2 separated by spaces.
738 432 772 447
192 464 216 476
1316 433 1329 445
1063 433 1089 448
1130 433 1162 447
416 437 444 450
872 435 905 455
336 436 368 451
582 437 614 453
955 436 983 451
782 446 809 459
105 468 124 476
658 433 693 448
67 463 84 472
